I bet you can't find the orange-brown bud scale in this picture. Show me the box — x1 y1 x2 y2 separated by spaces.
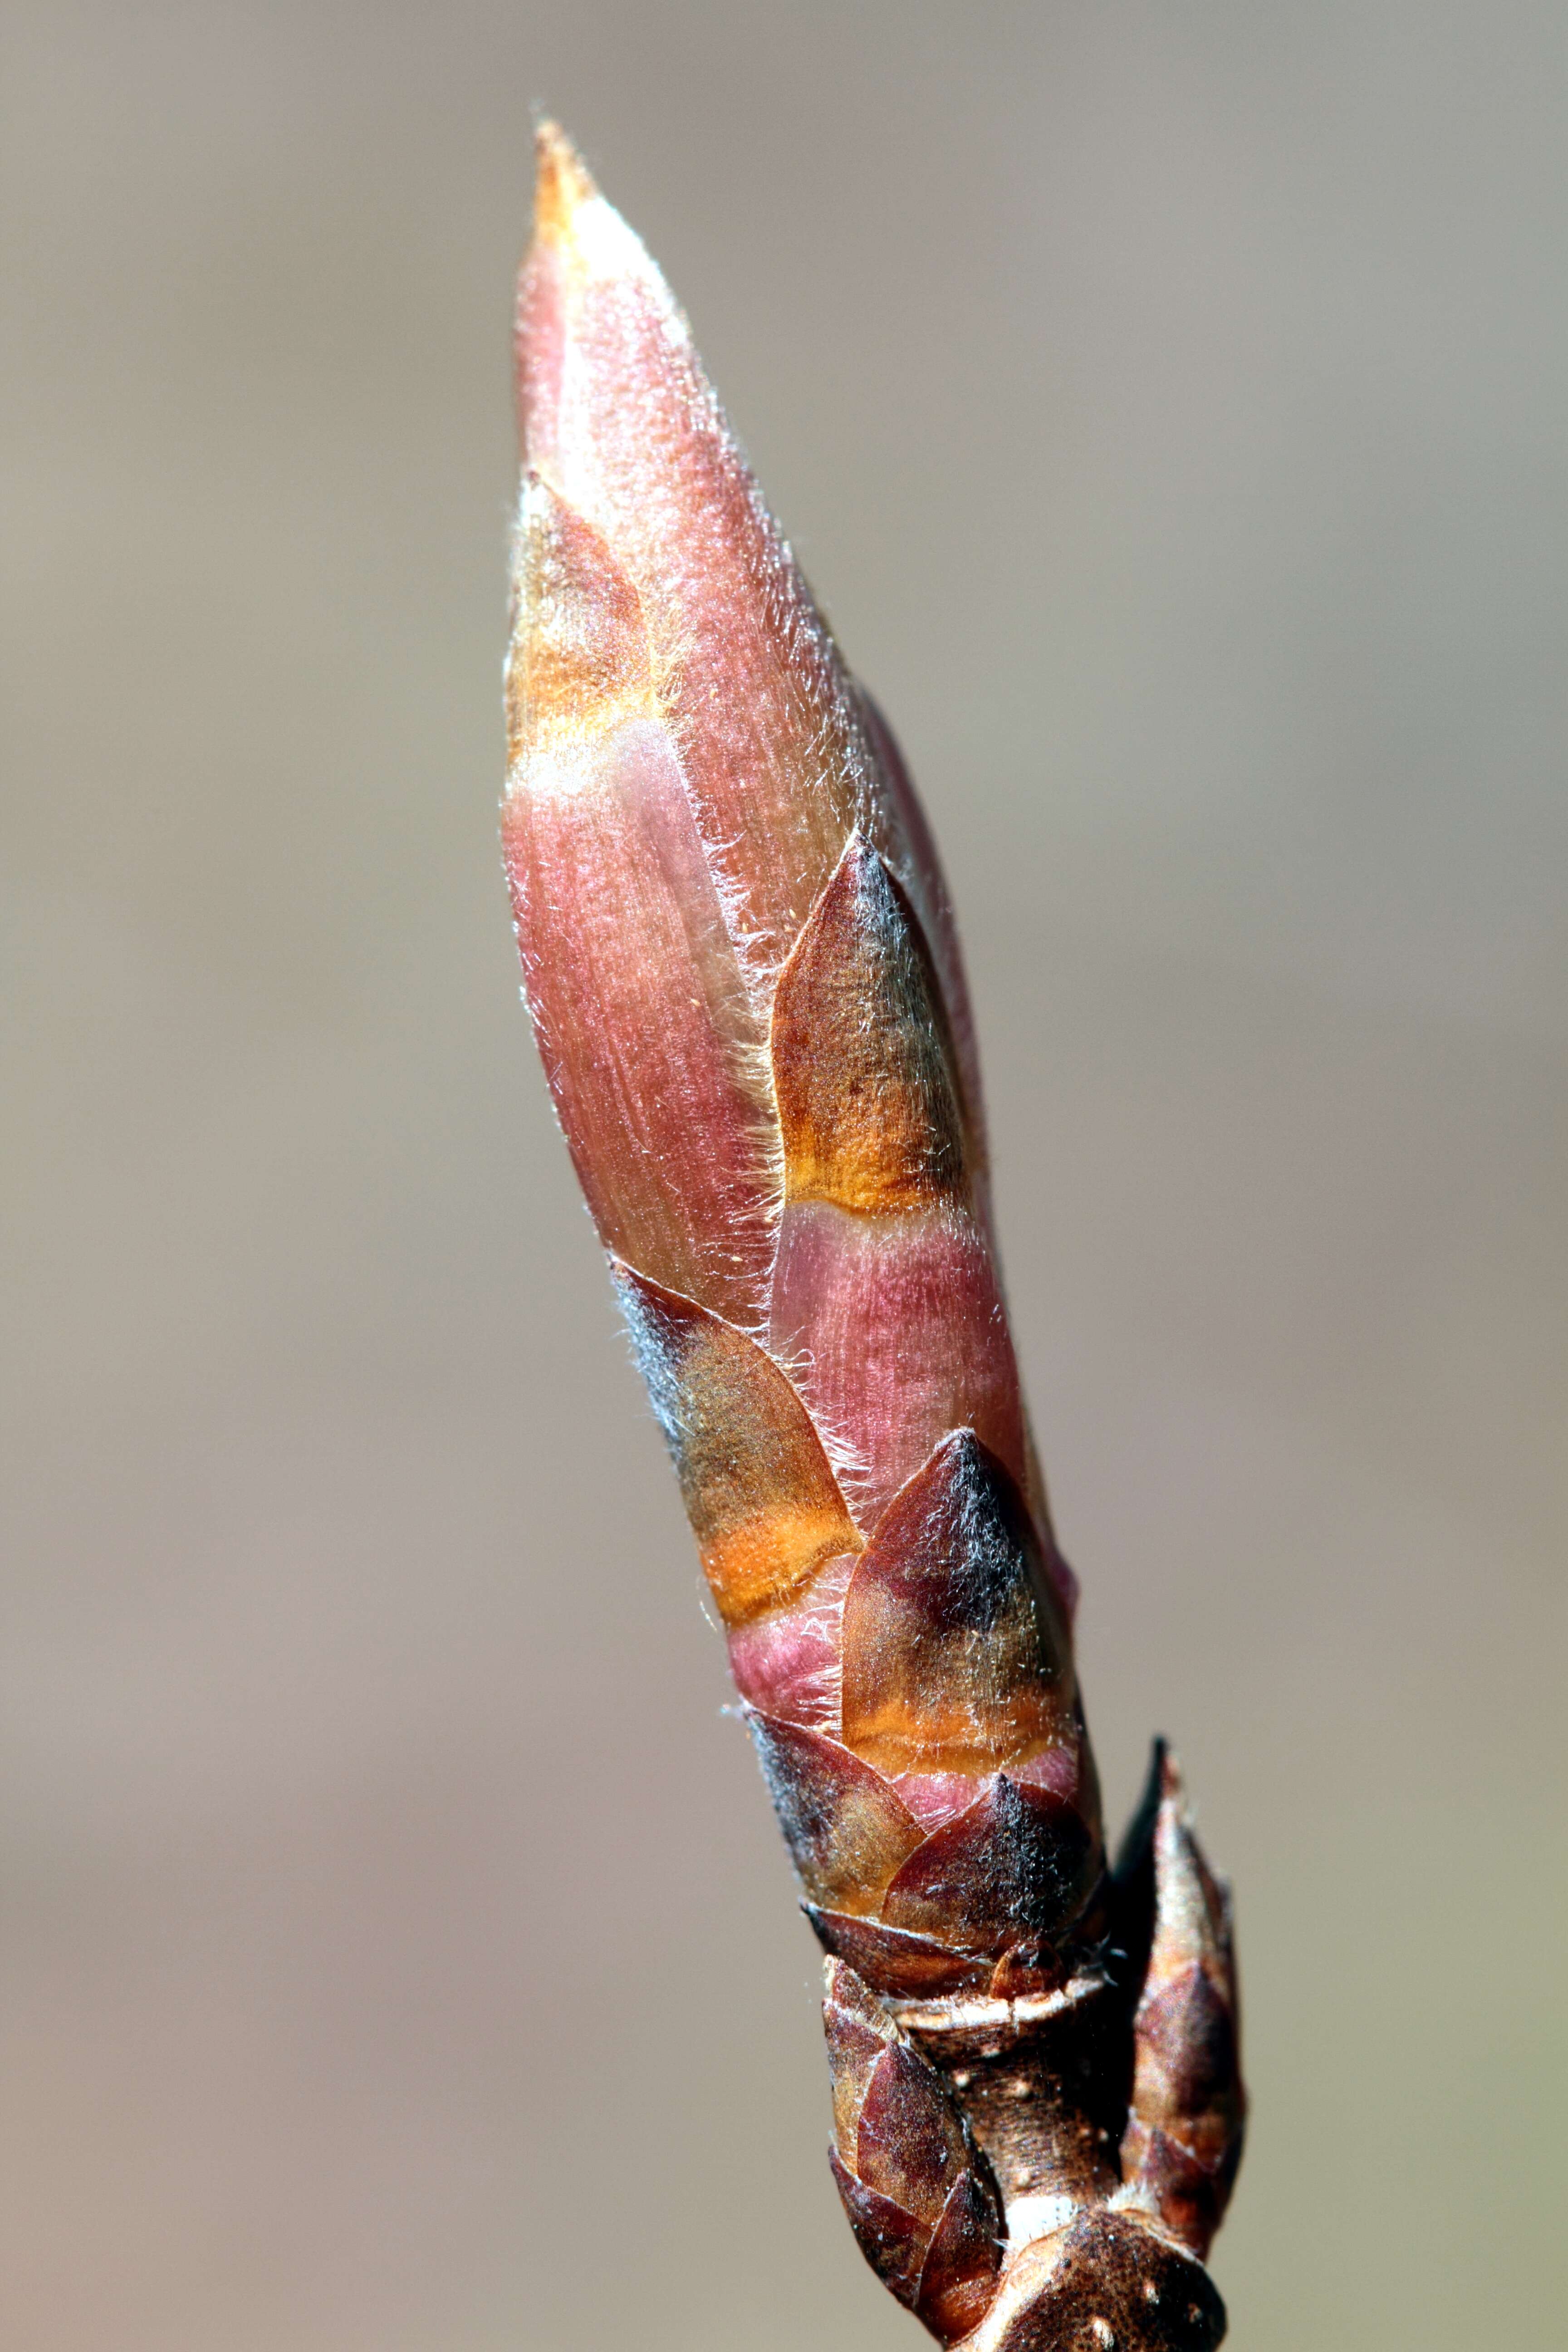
838 1433 1073 1783
773 840 968 1217
615 1265 862 1628
504 124 1244 2350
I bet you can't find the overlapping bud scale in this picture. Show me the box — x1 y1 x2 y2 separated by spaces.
505 124 1244 2351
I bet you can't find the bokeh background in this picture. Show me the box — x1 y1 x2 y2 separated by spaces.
4 4 1565 2346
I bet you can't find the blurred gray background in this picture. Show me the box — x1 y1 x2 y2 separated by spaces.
4 4 1564 2346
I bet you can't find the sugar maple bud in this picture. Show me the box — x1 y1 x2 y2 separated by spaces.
503 123 1244 2350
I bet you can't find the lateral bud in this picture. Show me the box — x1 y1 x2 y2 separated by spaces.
823 1960 1003 2344
1115 1742 1246 2258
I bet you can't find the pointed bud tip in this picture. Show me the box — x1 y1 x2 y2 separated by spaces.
532 119 599 244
